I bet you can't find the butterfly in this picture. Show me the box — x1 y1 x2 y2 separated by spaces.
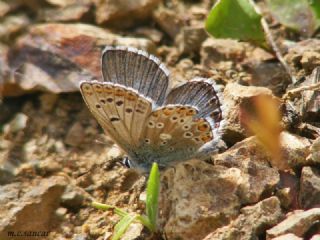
80 46 224 172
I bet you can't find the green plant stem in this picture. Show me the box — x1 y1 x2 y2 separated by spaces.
91 201 128 217
91 201 155 232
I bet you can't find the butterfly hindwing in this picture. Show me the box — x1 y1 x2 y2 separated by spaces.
135 105 214 168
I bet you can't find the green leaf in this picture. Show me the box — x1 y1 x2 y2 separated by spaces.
112 214 138 240
205 0 266 46
309 0 320 28
266 0 318 36
145 162 160 232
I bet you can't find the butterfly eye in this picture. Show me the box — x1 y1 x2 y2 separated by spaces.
144 138 151 144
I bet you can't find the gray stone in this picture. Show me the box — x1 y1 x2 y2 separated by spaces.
299 166 320 209
204 197 283 240
160 160 243 240
0 176 67 240
213 136 280 204
267 208 320 238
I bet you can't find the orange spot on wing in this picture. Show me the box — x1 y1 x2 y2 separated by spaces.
126 92 137 101
201 135 212 142
103 86 113 94
115 89 125 96
197 123 210 132
163 107 174 116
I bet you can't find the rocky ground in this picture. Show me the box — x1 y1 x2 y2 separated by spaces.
0 0 320 240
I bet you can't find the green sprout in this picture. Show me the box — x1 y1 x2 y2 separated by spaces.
92 162 160 240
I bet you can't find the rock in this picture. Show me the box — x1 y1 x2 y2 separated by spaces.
0 14 30 40
153 5 183 39
3 113 28 134
55 207 68 219
213 136 280 204
248 61 290 96
307 137 320 164
5 23 155 96
65 122 85 147
40 0 92 22
311 235 320 240
0 167 14 185
0 43 9 85
94 0 161 27
61 187 85 210
285 39 320 80
36 159 62 176
39 93 59 113
276 171 300 210
121 223 144 240
280 131 311 169
0 176 67 239
135 27 163 44
200 38 289 93
169 58 196 87
0 1 11 17
266 208 320 239
222 82 274 145
160 160 242 240
201 38 248 69
204 197 283 240
271 233 303 240
221 88 311 169
299 166 320 209
176 26 208 54
105 144 124 160
114 36 156 54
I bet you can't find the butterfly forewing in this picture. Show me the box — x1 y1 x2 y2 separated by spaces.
80 81 152 154
102 46 170 105
165 78 223 127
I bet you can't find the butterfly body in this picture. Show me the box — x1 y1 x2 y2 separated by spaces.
80 46 224 172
